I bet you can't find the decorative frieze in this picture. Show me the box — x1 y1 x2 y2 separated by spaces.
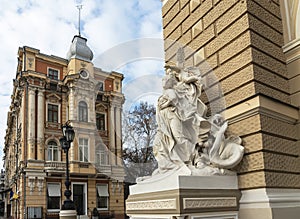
126 199 177 211
183 197 237 209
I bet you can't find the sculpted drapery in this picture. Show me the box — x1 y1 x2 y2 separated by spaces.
147 64 244 178
153 66 210 173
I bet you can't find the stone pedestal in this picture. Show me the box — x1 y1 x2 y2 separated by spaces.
59 210 77 219
126 169 241 219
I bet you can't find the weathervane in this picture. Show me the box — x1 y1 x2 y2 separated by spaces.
75 0 83 36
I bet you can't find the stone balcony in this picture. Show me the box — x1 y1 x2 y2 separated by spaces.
95 164 112 175
44 161 66 173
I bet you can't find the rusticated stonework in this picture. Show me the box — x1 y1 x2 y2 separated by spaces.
162 0 299 191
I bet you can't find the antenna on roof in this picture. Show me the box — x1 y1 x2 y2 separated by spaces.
75 0 83 36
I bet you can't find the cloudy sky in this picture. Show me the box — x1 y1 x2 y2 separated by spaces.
0 0 165 168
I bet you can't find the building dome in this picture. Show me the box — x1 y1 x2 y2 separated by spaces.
66 35 93 62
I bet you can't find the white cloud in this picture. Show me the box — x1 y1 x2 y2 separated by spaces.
122 73 163 112
93 38 164 73
0 0 163 169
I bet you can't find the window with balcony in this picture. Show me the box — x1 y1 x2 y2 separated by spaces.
47 141 60 161
96 113 106 131
48 68 59 80
78 101 88 122
96 184 109 210
48 104 59 123
79 138 89 162
47 183 61 211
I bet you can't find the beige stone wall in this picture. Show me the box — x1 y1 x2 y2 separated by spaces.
162 0 300 190
109 181 125 219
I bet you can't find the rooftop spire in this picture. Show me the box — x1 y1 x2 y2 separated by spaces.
75 1 83 36
67 1 93 62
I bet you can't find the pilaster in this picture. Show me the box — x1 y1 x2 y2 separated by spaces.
68 87 75 161
68 87 75 121
109 104 116 165
37 89 45 161
115 106 122 165
27 88 36 160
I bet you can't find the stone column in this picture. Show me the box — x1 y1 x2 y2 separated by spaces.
37 90 45 160
115 106 122 166
21 88 26 161
280 0 300 107
68 87 75 121
27 88 36 160
109 105 116 165
280 3 300 218
68 87 75 161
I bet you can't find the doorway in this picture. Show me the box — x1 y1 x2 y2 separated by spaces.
72 183 87 215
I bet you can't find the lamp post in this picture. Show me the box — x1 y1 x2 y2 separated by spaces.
59 122 76 219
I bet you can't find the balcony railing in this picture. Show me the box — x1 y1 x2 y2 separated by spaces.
45 122 61 129
45 161 66 172
95 164 112 175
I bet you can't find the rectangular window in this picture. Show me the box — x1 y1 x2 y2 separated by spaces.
27 207 42 219
98 151 109 165
47 183 60 211
99 81 104 91
49 83 57 91
96 184 109 210
48 68 59 80
78 101 88 122
47 141 60 161
79 138 89 162
96 113 106 131
96 94 103 102
48 104 59 123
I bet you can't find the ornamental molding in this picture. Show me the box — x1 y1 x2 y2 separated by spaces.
183 197 237 209
96 103 107 112
126 198 177 210
240 188 300 208
46 93 61 101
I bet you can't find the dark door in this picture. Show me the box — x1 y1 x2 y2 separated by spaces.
6 204 11 218
73 184 85 215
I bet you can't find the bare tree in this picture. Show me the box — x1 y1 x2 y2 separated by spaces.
122 102 158 184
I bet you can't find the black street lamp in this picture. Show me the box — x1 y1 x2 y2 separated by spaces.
59 122 75 211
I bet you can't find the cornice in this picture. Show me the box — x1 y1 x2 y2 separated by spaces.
225 95 299 125
36 54 68 66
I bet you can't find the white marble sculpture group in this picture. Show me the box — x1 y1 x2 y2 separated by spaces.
138 52 244 181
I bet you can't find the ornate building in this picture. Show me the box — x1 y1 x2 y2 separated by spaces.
161 0 300 218
3 35 125 219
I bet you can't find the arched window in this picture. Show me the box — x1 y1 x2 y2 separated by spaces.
78 101 88 122
47 141 60 161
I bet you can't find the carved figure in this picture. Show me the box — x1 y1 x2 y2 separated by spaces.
149 53 244 181
137 49 244 182
191 114 244 176
153 65 210 174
